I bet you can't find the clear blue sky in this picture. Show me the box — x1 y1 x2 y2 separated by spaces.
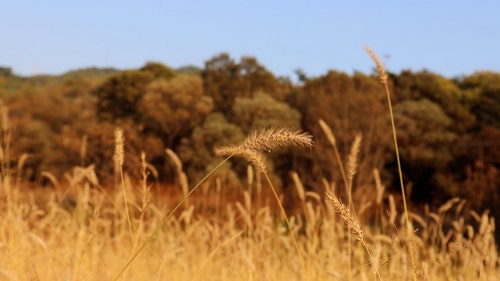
2 1 499 80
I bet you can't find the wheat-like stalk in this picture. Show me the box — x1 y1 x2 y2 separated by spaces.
326 192 363 241
318 119 336 146
388 194 397 225
318 119 348 189
346 133 362 197
114 128 124 167
364 46 388 84
114 128 133 246
242 127 313 152
166 149 190 203
291 171 306 203
80 134 88 167
215 127 313 278
365 45 416 281
214 146 267 173
214 127 313 173
326 191 383 281
373 168 385 205
115 127 313 280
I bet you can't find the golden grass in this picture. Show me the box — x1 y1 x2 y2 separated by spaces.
1 170 498 280
215 127 314 279
365 45 418 280
0 52 499 281
325 192 383 281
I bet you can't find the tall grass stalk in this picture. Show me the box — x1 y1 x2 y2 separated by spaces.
113 155 233 281
326 192 383 281
365 45 417 281
114 128 133 244
318 119 348 188
214 127 313 279
264 172 307 277
318 119 362 281
114 134 311 279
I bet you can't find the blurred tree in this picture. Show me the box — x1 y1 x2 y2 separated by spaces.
61 67 118 80
5 76 102 180
176 65 202 75
393 98 458 201
393 70 476 133
231 91 301 133
0 67 12 77
140 61 176 80
231 92 303 184
177 112 245 185
458 71 500 127
238 56 279 99
298 71 392 191
12 119 61 181
202 53 238 113
202 53 280 113
138 74 213 149
94 70 154 121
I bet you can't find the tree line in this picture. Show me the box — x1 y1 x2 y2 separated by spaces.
0 54 498 216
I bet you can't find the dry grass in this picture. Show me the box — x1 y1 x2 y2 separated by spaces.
365 45 418 281
214 127 314 279
242 127 313 152
1 167 498 280
0 53 499 280
325 192 383 281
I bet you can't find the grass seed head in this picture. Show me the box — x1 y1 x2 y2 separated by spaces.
243 127 313 153
364 45 388 84
114 128 124 167
325 192 364 242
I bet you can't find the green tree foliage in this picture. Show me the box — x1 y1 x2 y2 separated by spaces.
61 67 118 80
202 53 279 113
454 73 500 217
393 98 458 200
138 74 213 148
231 92 301 133
94 69 155 121
458 71 500 127
238 56 279 98
12 120 59 180
177 112 245 185
389 70 484 202
298 71 392 190
4 75 103 180
230 92 303 184
395 99 457 165
202 53 239 113
393 70 476 132
140 61 176 80
0 67 13 77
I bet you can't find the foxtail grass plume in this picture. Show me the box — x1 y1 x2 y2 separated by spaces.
242 127 313 153
346 133 362 187
373 168 385 205
213 146 267 173
325 192 364 242
364 45 388 84
114 128 124 167
166 149 190 198
318 119 336 147
214 127 313 172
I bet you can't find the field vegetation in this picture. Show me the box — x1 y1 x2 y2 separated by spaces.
0 48 498 280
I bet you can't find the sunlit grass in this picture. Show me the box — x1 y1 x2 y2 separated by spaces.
0 54 498 280
0 161 498 280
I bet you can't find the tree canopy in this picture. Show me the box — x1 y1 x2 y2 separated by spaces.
0 58 498 226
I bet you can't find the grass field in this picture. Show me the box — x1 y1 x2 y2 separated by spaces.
0 48 498 280
0 165 498 280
